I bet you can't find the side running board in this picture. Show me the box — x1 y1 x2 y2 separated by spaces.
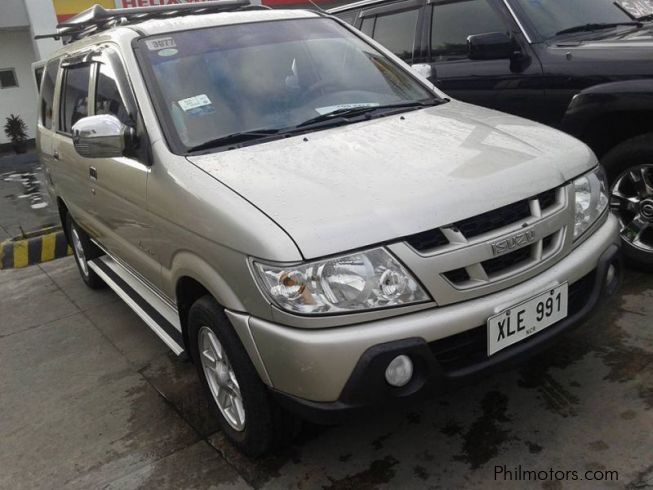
88 255 185 355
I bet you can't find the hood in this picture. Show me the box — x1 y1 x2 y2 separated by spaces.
555 24 653 50
188 101 595 259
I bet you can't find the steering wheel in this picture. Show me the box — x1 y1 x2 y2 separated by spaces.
303 80 341 101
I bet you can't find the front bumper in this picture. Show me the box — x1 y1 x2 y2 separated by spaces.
231 214 621 421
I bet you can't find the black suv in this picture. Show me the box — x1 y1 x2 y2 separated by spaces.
330 0 653 268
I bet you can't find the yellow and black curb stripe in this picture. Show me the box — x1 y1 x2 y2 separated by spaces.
0 227 72 270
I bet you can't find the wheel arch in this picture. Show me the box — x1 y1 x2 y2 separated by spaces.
560 80 653 160
174 271 272 385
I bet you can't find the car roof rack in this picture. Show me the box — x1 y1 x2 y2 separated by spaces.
35 0 258 44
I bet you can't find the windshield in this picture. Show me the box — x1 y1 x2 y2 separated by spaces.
511 0 635 39
136 18 436 152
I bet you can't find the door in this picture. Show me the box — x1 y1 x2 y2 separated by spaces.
85 48 161 287
358 0 425 64
37 58 62 205
425 0 545 120
53 59 96 233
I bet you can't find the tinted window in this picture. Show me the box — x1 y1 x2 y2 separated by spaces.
431 0 507 60
369 9 419 60
60 65 90 134
40 59 60 130
34 66 44 90
334 9 359 25
360 16 375 37
95 62 130 124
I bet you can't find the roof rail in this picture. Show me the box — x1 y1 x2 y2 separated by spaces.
35 0 253 44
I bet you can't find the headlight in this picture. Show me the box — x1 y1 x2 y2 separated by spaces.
573 166 609 240
253 248 429 315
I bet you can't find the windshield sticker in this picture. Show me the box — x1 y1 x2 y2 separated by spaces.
158 48 178 57
617 0 653 17
145 37 176 51
177 94 215 115
314 103 379 115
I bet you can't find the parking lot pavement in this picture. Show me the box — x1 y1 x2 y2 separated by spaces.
1 257 652 489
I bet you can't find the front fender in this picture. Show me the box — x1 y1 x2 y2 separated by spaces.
169 250 246 312
561 79 653 138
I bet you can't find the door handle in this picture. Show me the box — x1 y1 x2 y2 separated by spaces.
89 166 98 181
53 151 60 161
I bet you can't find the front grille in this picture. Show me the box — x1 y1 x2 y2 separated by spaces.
407 228 448 251
429 271 596 373
481 245 532 277
538 189 557 210
406 186 567 288
407 186 561 254
455 200 531 240
443 268 471 283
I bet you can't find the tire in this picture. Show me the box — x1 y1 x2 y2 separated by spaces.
188 296 300 456
65 214 105 289
602 135 653 271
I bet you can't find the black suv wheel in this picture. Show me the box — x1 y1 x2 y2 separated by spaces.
603 135 653 270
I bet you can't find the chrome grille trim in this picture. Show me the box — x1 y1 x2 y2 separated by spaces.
388 185 574 306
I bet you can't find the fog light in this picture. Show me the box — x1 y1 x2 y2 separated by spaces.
606 264 616 286
385 355 413 387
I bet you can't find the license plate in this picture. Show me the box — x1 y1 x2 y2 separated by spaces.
487 283 568 356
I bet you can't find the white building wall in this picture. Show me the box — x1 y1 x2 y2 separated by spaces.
0 29 39 145
24 0 61 60
0 0 29 29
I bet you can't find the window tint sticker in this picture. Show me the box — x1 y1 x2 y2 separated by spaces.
177 94 215 115
146 37 177 51
315 102 379 115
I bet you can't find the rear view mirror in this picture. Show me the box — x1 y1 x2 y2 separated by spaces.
72 114 135 158
410 63 435 80
467 32 518 60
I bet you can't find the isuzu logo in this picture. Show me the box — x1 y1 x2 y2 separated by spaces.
491 229 536 256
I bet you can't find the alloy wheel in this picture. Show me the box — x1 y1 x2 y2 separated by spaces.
610 164 653 253
198 326 246 431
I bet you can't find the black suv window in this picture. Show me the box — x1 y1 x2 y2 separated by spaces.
95 62 130 125
40 59 60 130
431 0 507 61
60 64 91 134
363 9 419 60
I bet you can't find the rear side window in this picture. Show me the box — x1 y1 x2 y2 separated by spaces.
60 65 91 134
95 62 130 124
362 9 419 60
40 59 60 130
431 0 507 61
34 66 44 91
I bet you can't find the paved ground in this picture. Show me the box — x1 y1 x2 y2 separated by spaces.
0 153 59 240
1 257 652 489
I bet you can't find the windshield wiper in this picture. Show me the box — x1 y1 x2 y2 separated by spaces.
187 128 281 152
555 22 642 36
294 99 442 130
187 99 444 152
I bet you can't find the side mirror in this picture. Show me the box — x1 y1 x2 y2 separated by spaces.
410 63 435 81
467 32 518 61
72 114 134 158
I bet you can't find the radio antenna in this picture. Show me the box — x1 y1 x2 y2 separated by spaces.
307 0 327 14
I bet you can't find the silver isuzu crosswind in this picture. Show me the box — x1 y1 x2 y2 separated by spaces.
35 1 621 455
